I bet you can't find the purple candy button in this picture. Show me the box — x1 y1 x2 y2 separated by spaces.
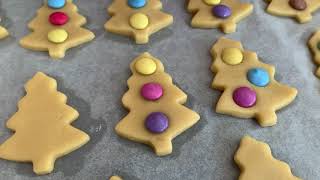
141 82 163 101
145 112 169 133
233 87 257 108
212 4 232 18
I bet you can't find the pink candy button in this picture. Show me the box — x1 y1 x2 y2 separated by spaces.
141 83 163 101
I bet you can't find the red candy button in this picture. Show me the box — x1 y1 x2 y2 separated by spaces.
49 12 69 25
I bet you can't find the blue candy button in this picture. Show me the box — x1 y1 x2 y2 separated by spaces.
247 68 270 87
128 0 146 8
48 0 66 9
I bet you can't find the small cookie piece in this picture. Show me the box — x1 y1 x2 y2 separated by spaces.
110 175 123 180
0 72 90 175
266 0 320 23
211 37 297 127
0 26 8 39
234 136 302 180
308 30 320 77
116 53 200 156
105 0 173 44
20 0 95 59
187 0 253 33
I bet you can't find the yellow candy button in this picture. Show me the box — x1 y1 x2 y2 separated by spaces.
222 48 243 65
47 29 68 43
129 13 149 30
203 0 220 5
135 58 157 75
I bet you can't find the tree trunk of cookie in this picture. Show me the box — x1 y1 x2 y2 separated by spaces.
134 33 149 44
221 20 236 34
297 12 312 23
256 110 277 127
32 157 54 175
151 139 172 156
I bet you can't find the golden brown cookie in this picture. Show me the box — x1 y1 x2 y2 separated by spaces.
105 0 173 44
266 0 320 23
235 136 302 180
211 37 297 127
0 72 90 175
187 0 253 33
116 52 200 156
20 0 95 59
308 30 320 77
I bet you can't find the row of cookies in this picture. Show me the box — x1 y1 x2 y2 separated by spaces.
0 1 320 57
0 39 301 179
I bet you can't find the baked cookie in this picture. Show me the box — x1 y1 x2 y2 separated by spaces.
308 30 320 77
266 0 320 23
187 0 253 33
105 0 173 44
110 175 123 180
211 37 297 127
235 136 301 180
0 72 90 175
20 0 95 59
116 52 200 156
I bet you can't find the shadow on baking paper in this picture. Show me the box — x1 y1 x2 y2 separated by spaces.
14 76 107 177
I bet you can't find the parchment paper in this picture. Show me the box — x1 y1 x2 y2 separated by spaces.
0 0 318 179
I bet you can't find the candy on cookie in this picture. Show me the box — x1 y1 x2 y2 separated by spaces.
115 52 200 156
211 37 297 127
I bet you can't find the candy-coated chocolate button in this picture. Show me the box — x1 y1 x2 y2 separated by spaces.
49 12 69 25
222 48 243 65
47 0 66 9
128 0 146 8
247 68 270 87
47 29 68 43
135 58 157 75
129 13 149 30
141 83 163 101
145 112 169 133
233 87 257 108
289 0 307 11
212 5 232 18
203 0 220 5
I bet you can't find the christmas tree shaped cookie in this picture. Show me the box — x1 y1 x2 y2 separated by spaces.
211 37 297 127
235 136 301 180
0 17 9 39
116 53 200 156
308 30 320 77
187 0 253 33
266 0 320 23
104 0 173 44
0 72 90 175
20 0 95 59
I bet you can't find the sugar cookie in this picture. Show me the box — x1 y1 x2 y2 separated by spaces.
116 53 200 156
19 0 95 59
266 0 320 23
235 136 301 180
308 30 320 77
105 0 173 44
211 37 297 127
0 72 90 175
187 0 253 33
